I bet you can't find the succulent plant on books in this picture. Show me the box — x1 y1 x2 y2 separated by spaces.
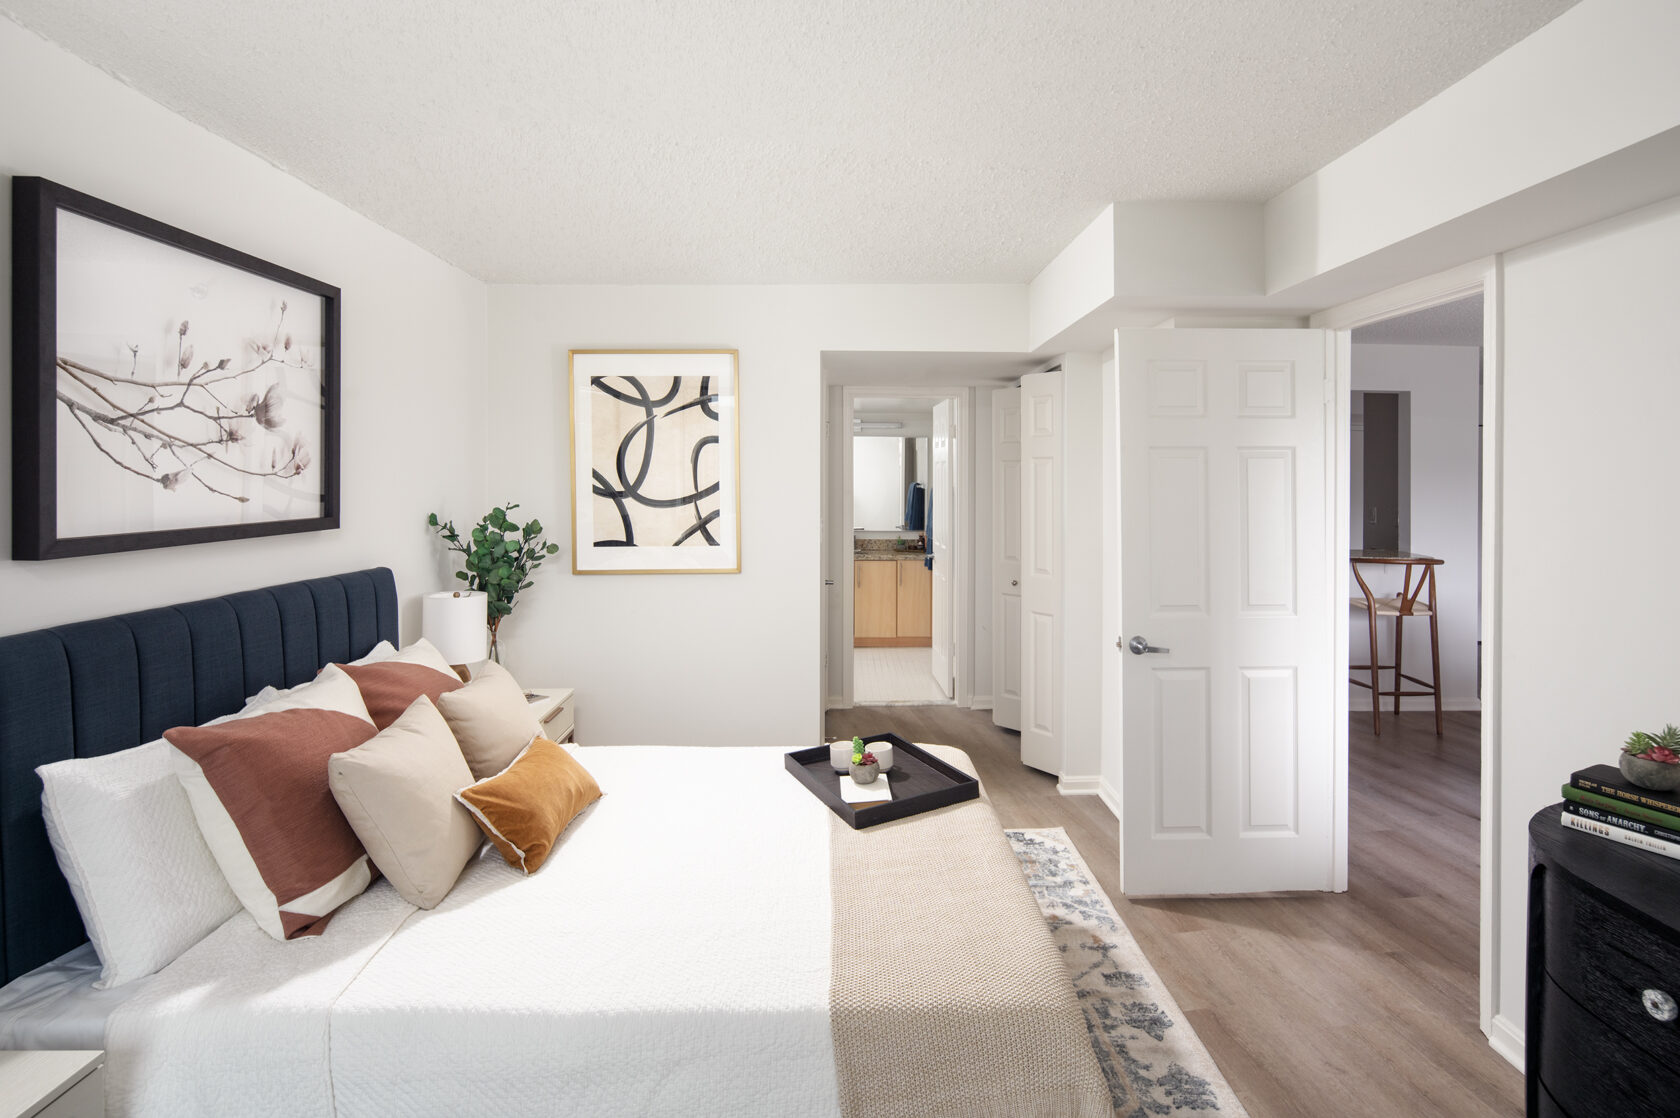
1623 725 1680 765
1620 724 1680 791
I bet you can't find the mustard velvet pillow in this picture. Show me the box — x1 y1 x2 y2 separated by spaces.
435 660 543 780
454 739 601 874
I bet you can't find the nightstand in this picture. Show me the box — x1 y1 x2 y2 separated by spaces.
0 1051 104 1118
527 687 575 743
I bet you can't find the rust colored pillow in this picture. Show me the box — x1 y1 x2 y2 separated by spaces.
338 660 463 731
454 739 601 874
166 705 378 939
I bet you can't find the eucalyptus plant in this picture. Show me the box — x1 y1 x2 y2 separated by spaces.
427 502 560 658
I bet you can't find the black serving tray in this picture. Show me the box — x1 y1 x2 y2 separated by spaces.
785 732 980 829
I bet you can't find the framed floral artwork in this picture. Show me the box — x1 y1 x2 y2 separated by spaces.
11 177 340 559
568 349 740 573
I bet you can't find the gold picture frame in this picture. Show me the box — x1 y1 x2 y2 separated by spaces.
568 349 741 574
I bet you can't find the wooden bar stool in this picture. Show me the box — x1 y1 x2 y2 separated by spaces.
1350 550 1443 737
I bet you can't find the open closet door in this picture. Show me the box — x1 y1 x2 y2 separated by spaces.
929 400 954 699
1019 369 1062 774
991 386 1023 731
1119 328 1336 894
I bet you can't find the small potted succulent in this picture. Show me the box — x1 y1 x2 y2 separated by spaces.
850 737 881 785
1620 725 1680 791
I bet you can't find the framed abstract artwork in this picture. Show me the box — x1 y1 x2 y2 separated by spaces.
11 177 340 560
568 349 740 574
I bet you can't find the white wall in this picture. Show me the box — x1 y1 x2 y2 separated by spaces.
0 19 487 640
486 285 1024 746
1349 344 1481 710
1491 193 1680 1054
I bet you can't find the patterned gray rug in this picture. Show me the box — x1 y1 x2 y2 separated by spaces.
1007 828 1250 1118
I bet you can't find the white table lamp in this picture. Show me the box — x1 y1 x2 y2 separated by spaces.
422 590 488 678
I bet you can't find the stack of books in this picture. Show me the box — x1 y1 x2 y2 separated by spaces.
1561 764 1680 860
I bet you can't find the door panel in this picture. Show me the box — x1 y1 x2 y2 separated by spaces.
1020 370 1063 774
992 387 1023 730
929 401 954 698
1120 328 1331 895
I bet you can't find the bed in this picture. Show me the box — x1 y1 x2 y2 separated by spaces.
0 569 1108 1117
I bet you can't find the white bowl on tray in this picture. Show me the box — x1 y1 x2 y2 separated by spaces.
828 739 895 773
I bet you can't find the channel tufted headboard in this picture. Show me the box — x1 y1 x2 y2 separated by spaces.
0 567 398 983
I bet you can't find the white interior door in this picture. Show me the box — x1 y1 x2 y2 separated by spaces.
992 387 1023 731
1119 329 1333 894
1020 370 1063 774
929 400 954 699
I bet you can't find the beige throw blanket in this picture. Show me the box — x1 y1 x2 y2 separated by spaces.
827 746 1110 1118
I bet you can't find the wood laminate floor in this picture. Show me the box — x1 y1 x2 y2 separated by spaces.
824 704 1521 1118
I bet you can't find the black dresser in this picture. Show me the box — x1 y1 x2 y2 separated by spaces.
1528 804 1680 1117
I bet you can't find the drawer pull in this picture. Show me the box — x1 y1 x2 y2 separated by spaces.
1643 988 1678 1022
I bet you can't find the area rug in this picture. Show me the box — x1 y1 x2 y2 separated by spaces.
1007 828 1250 1117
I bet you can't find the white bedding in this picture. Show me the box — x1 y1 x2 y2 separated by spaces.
0 943 145 1050
104 746 840 1118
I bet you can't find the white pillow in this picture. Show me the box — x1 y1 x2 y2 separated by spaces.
39 740 241 989
243 639 396 708
36 665 376 987
382 637 459 678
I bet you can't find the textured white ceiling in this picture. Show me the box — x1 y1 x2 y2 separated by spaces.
1354 293 1484 345
3 1 1576 284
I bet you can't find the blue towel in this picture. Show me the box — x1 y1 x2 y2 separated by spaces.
904 482 926 532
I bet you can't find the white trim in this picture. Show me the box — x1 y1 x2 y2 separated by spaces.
968 693 994 710
1056 775 1102 796
1487 1013 1524 1073
1314 256 1504 1057
1097 779 1122 823
823 695 847 712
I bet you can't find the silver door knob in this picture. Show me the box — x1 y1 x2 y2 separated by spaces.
1011 579 1018 586
1127 636 1170 655
1644 988 1677 1022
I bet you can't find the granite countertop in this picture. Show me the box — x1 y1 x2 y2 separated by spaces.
853 551 922 560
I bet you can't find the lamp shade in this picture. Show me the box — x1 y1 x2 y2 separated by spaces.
422 590 488 665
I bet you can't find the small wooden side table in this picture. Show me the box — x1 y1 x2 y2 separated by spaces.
526 687 575 743
1350 549 1443 737
0 1050 104 1118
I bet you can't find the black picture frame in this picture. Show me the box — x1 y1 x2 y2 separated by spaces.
11 176 341 560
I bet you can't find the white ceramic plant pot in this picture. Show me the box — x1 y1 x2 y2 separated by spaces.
829 741 854 773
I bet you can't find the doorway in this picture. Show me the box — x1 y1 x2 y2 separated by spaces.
1345 291 1487 1020
846 393 957 706
1314 262 1509 1059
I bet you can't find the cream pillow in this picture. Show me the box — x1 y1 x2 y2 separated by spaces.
435 661 543 780
327 696 481 909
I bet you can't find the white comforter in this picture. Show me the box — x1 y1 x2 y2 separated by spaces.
105 746 841 1118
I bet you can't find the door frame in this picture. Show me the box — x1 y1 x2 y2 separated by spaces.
833 385 971 710
1310 257 1507 1056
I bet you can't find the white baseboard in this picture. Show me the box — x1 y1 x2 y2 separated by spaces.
824 696 847 712
1486 1013 1524 1073
1057 775 1102 797
1348 696 1481 713
969 693 993 711
1096 779 1122 823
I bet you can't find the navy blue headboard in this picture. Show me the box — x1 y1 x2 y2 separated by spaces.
0 567 398 983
